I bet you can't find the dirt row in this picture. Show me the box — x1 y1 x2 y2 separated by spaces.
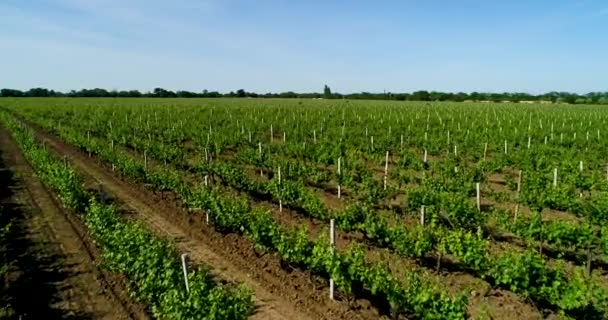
0 126 144 319
17 114 553 319
18 117 377 319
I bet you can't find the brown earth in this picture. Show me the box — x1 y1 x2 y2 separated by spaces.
18 117 553 320
20 118 378 319
0 126 145 319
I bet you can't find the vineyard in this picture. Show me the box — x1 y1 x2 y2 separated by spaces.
1 97 608 319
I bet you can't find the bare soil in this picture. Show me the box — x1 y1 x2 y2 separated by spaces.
23 119 377 319
0 127 145 320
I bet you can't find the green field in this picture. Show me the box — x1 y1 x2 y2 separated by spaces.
3 97 608 319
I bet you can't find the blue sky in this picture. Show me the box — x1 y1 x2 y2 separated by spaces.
1 0 607 94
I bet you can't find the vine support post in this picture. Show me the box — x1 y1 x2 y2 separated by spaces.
144 150 147 169
270 125 273 143
527 136 531 149
420 205 425 226
329 219 336 300
337 157 341 199
476 182 481 212
483 143 487 160
204 175 208 187
181 254 190 294
579 161 583 174
278 166 282 212
553 168 558 188
423 149 428 163
514 170 522 223
313 130 316 144
383 151 389 190
504 140 507 155
447 130 450 146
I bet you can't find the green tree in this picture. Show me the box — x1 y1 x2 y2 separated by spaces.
323 85 332 99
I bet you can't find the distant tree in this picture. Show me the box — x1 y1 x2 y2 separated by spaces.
410 90 430 101
177 90 196 98
25 87 51 97
153 88 176 98
236 89 246 98
279 91 297 98
0 89 24 97
323 85 332 99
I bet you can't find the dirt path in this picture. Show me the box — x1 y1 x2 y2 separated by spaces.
21 121 374 319
0 127 141 319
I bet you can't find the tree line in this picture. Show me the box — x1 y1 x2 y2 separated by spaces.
1 86 607 104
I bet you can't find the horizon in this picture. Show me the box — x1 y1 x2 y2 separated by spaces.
1 0 607 94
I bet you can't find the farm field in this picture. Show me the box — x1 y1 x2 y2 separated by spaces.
2 97 608 319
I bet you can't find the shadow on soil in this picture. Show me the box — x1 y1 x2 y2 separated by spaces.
0 148 93 319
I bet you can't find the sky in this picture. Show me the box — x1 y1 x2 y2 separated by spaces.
1 0 607 94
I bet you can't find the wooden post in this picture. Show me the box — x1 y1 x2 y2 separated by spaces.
424 149 428 163
476 182 481 212
313 130 316 144
278 166 282 212
579 161 583 173
553 168 558 188
329 219 335 300
181 254 190 293
504 140 507 155
514 170 522 223
144 150 147 169
483 143 487 160
204 175 208 187
270 125 273 143
383 151 389 190
337 157 341 199
454 145 458 157
283 131 286 143
420 205 425 226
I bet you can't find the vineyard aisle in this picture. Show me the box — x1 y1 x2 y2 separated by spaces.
19 117 366 320
0 126 140 319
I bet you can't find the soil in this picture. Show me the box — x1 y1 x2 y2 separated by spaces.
0 126 145 319
13 115 561 319
22 119 378 319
